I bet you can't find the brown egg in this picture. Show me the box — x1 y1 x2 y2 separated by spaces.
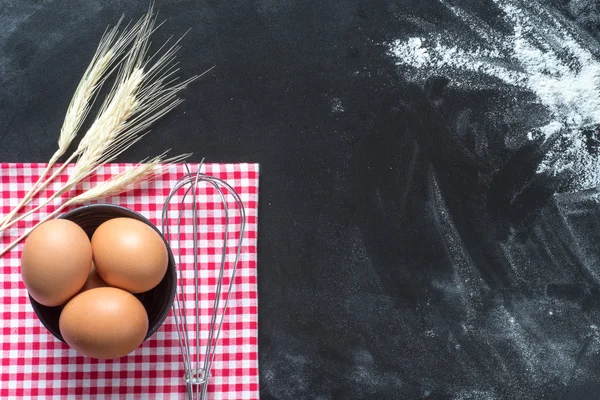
91 217 168 293
59 287 148 359
79 262 108 293
21 219 92 306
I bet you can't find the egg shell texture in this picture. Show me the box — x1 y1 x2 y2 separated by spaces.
59 287 148 359
91 217 168 293
21 219 92 306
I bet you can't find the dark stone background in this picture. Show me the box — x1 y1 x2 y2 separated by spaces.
2 0 600 398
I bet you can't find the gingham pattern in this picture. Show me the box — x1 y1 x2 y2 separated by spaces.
0 162 259 399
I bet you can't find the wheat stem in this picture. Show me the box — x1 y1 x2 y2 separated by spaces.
0 153 190 257
0 205 69 258
0 183 72 232
1 165 53 230
0 153 80 230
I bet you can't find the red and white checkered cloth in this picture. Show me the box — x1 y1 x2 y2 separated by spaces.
0 162 260 399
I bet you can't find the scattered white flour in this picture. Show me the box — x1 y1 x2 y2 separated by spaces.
331 97 345 113
393 38 430 68
387 0 600 190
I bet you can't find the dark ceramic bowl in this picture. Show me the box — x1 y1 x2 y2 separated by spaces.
28 204 177 343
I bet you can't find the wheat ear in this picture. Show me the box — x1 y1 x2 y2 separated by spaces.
0 153 190 257
0 18 143 229
0 7 202 233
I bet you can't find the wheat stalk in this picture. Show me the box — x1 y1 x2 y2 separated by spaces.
0 153 190 257
74 152 190 202
0 6 204 233
0 17 144 229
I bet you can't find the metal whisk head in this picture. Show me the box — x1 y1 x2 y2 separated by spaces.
161 162 246 400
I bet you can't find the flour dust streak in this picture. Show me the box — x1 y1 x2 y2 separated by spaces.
387 0 600 191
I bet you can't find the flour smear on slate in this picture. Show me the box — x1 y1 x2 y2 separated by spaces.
387 0 600 191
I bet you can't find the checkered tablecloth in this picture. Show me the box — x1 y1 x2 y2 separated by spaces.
0 162 260 399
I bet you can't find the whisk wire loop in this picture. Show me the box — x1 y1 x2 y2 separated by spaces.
161 162 246 400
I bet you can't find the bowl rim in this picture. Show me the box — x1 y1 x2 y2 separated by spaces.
28 203 177 344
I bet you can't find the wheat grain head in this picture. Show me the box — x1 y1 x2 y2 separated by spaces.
52 16 145 163
0 5 202 234
0 14 148 229
69 152 190 204
68 5 200 188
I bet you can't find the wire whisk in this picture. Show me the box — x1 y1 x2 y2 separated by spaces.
161 162 246 400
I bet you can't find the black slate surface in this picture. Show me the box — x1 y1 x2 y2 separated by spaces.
2 0 600 399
